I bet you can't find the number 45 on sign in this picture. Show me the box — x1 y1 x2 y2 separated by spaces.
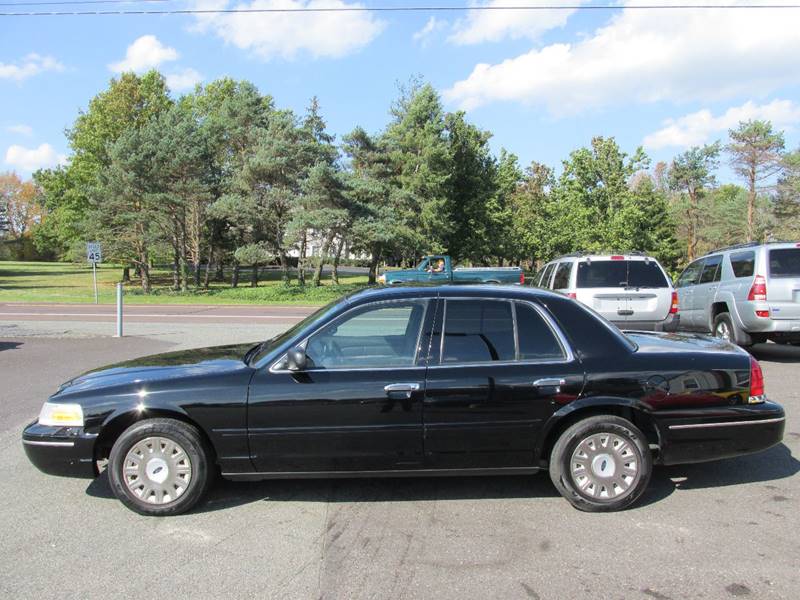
87 242 101 304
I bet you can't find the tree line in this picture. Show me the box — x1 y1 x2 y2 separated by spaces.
2 71 799 289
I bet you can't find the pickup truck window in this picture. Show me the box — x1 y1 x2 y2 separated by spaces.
730 251 755 278
515 302 565 360
442 300 515 363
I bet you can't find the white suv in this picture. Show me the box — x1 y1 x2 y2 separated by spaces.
534 253 679 331
675 241 800 346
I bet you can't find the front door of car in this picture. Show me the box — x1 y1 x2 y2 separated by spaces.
422 298 584 469
675 259 704 329
247 299 434 473
692 255 722 332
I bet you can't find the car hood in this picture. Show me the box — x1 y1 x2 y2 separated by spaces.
55 343 256 395
624 330 744 354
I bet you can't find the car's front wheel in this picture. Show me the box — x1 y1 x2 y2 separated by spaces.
549 415 652 512
108 418 214 516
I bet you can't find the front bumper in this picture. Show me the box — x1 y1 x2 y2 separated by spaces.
655 401 785 466
22 421 98 478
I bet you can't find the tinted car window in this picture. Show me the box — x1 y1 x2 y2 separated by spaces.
769 248 800 278
576 260 668 288
306 301 426 369
552 262 572 289
730 251 755 278
676 260 703 288
539 263 556 287
698 255 722 284
442 300 515 363
515 302 565 360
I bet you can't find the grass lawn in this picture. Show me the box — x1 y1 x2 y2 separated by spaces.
0 261 369 305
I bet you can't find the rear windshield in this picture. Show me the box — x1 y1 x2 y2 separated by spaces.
576 260 669 289
769 248 800 278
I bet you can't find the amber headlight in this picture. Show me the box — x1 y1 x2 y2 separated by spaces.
38 402 84 427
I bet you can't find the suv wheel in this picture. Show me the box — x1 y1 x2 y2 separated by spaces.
549 415 652 512
108 418 214 516
713 312 735 343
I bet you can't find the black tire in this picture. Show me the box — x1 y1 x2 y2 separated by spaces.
108 418 214 516
549 415 652 512
712 312 738 344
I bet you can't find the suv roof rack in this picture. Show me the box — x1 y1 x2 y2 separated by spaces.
704 240 797 256
553 250 648 260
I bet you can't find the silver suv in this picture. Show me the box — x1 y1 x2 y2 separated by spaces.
675 241 800 346
535 253 679 331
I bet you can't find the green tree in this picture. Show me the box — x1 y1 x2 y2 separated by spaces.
727 120 785 241
667 142 721 261
774 150 800 241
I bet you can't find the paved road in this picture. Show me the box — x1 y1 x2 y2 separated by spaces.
1 332 799 599
0 302 315 324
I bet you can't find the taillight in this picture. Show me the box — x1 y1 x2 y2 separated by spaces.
669 291 679 314
520 271 525 285
748 356 765 404
748 275 767 301
567 292 577 299
755 310 770 318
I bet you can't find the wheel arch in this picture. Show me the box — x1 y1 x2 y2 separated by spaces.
94 407 217 464
535 397 661 467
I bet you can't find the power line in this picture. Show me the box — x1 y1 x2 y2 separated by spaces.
3 3 800 17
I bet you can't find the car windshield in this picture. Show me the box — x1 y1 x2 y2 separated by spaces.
576 260 668 288
247 298 342 365
769 248 800 278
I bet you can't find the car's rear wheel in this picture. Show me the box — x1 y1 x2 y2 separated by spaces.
108 418 214 516
549 415 652 512
713 312 735 343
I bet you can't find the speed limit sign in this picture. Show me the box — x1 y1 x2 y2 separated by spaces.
87 242 102 264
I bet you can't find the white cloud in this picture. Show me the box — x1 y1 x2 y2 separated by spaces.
4 143 67 172
413 17 446 45
644 99 800 150
444 1 800 114
6 124 33 136
166 68 204 92
109 35 179 73
0 54 64 82
449 0 584 45
190 0 385 61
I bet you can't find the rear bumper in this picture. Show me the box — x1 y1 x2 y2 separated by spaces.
619 313 680 333
738 302 800 333
22 421 98 478
655 401 785 465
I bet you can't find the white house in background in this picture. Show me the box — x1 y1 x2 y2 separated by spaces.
285 231 369 260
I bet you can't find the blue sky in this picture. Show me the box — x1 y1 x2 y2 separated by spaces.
2 1 799 182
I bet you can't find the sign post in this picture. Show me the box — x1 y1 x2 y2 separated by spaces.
86 242 102 304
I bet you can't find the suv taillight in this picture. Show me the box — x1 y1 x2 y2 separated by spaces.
749 356 765 404
748 275 767 301
669 291 679 314
520 271 525 285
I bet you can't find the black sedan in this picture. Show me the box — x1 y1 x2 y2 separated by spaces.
23 285 785 515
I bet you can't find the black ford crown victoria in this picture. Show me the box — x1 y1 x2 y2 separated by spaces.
24 286 785 515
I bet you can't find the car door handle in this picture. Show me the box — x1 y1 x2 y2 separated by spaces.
384 383 420 397
533 378 566 392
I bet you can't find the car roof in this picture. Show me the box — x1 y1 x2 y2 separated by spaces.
343 284 565 305
548 253 660 263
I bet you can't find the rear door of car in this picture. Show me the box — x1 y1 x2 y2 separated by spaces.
767 245 800 320
422 297 583 469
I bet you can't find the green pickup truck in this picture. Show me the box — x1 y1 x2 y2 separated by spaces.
378 255 524 285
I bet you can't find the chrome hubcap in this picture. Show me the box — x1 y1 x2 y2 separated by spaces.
570 433 639 501
123 436 192 505
715 321 731 341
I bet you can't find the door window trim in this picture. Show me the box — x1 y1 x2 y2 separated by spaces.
269 298 431 373
430 297 574 369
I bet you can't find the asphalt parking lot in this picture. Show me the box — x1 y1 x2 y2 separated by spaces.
1 326 799 599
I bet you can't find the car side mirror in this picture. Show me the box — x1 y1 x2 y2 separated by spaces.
286 346 308 371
